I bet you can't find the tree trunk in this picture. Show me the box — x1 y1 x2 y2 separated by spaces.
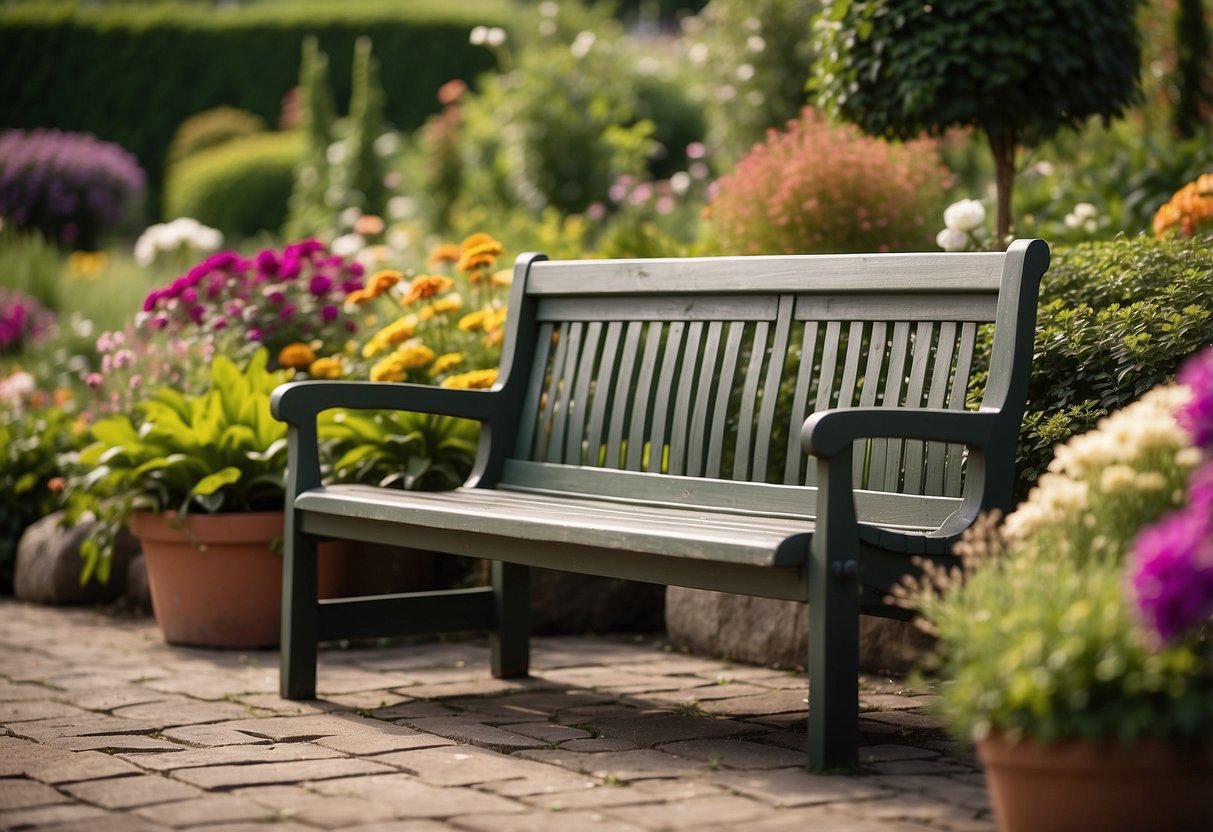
987 129 1017 249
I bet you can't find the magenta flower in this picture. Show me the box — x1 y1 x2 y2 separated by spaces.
309 275 334 297
321 304 339 322
1177 347 1213 451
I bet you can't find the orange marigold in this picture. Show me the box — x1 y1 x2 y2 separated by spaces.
428 243 461 266
308 356 344 379
362 315 418 358
393 340 437 370
429 352 464 377
457 233 505 273
1154 173 1213 239
370 354 409 383
278 342 317 370
419 293 464 321
352 269 405 303
403 274 455 305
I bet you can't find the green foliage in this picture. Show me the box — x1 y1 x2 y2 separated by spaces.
167 107 268 172
1174 0 1212 139
0 227 63 312
997 235 1213 490
164 132 303 240
284 37 338 242
321 409 478 492
344 37 389 219
456 7 656 216
0 1 506 211
681 0 820 164
65 351 291 583
0 404 78 592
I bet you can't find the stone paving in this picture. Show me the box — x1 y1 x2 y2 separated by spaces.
0 599 993 831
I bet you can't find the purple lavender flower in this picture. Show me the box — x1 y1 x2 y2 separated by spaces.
1177 347 1213 452
1130 463 1213 642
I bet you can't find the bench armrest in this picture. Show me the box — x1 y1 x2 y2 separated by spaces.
272 379 500 426
800 406 1003 459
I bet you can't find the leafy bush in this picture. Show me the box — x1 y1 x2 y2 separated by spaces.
999 235 1213 490
321 410 478 492
0 129 145 249
0 227 63 312
708 108 949 254
164 132 303 240
167 107 268 172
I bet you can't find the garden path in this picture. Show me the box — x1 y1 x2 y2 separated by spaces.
0 600 992 831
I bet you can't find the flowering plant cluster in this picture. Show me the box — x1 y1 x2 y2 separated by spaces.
133 217 223 270
1153 172 1213 240
709 108 948 255
343 232 510 389
935 198 987 252
138 239 364 367
0 288 54 355
893 350 1213 746
0 129 145 250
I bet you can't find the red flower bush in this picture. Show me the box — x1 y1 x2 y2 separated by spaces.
708 109 949 255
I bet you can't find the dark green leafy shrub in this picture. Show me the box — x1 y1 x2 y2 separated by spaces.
321 410 478 492
989 235 1213 491
167 107 268 172
164 132 303 240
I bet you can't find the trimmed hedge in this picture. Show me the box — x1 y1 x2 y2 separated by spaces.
0 0 508 215
164 131 303 240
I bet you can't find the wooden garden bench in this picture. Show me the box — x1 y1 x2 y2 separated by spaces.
273 239 1049 770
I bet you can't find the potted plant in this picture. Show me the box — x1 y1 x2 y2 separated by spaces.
66 349 348 648
893 348 1213 832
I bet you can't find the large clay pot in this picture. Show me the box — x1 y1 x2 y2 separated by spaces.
130 511 347 649
977 732 1213 832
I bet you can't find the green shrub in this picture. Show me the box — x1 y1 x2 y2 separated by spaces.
708 108 949 254
0 1 507 211
986 235 1213 492
167 107 268 172
164 132 303 240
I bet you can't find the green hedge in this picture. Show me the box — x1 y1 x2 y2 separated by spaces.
0 0 508 216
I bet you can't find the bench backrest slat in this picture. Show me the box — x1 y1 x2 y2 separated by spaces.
503 245 1047 523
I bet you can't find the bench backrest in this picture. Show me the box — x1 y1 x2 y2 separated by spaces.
492 241 1046 532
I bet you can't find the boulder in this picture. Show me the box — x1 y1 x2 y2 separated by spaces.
664 587 934 673
124 552 152 613
14 512 139 605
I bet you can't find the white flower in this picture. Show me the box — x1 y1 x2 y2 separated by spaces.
736 63 755 82
538 19 556 36
373 132 400 158
746 35 766 53
387 196 414 219
936 227 969 252
340 207 362 229
570 31 596 59
1073 202 1098 221
688 43 709 65
133 217 222 266
669 171 692 196
538 1 558 17
469 25 488 45
331 233 365 258
326 142 346 165
485 27 507 47
943 199 986 233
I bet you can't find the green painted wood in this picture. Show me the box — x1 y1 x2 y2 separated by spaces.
753 297 795 483
606 321 644 469
923 322 959 496
854 322 889 488
565 321 603 465
705 321 747 479
537 322 571 462
491 561 530 678
648 322 687 474
899 322 937 493
785 322 820 486
586 321 624 466
687 321 724 478
625 323 665 471
317 587 495 641
537 295 777 323
794 293 996 322
498 460 961 529
869 321 911 491
514 322 554 461
732 322 770 481
943 322 979 497
548 322 583 464
668 321 705 476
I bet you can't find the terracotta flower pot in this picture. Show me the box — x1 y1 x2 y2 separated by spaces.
130 511 348 649
977 732 1213 832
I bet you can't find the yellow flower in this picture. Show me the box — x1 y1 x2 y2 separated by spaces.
458 309 489 332
490 268 513 287
393 340 436 370
278 342 317 369
67 251 107 279
308 356 344 379
429 352 464 377
362 315 418 358
428 242 461 267
440 368 498 389
350 269 404 304
419 293 464 321
403 274 455 305
370 354 409 383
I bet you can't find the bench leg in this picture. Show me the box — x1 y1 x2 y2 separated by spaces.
491 561 530 678
807 559 860 772
280 524 318 699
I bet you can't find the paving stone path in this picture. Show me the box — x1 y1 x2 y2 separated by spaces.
0 599 993 831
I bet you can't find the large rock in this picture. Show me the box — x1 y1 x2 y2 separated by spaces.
531 569 665 634
124 552 152 613
664 587 934 673
14 512 139 605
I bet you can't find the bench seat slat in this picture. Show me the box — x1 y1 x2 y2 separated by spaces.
296 484 814 567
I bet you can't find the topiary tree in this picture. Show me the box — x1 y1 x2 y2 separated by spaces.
809 0 1144 245
284 36 337 242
